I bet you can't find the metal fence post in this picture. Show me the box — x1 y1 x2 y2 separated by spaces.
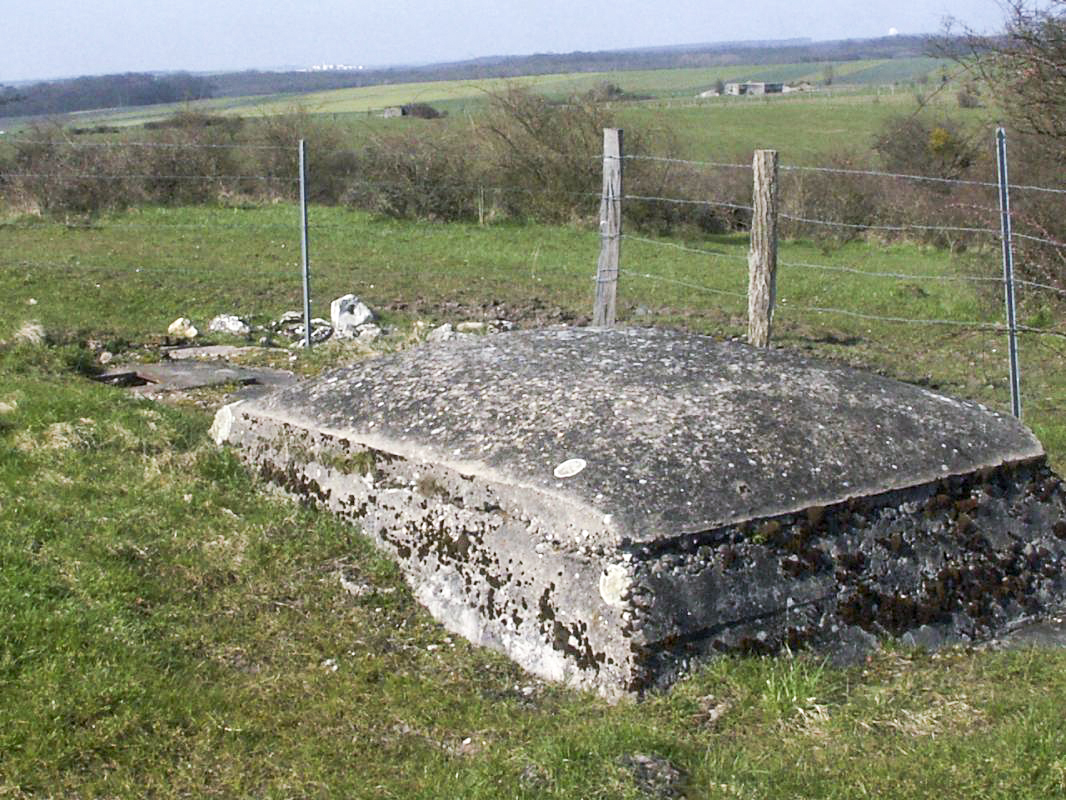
593 128 622 328
995 128 1022 419
748 149 779 347
299 139 312 349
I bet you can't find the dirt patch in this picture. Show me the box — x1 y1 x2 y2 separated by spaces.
384 296 591 328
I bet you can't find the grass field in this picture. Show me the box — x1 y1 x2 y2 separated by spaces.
2 47 1066 795
2 203 1066 797
2 203 1062 450
1 56 952 136
618 91 990 162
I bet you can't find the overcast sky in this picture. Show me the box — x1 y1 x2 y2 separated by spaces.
2 0 1008 83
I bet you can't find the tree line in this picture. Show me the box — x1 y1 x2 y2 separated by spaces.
0 73 214 118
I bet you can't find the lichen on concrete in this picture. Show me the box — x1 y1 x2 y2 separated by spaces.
212 327 1066 696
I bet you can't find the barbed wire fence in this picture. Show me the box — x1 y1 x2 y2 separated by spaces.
587 127 1065 421
0 132 605 353
1 127 1064 419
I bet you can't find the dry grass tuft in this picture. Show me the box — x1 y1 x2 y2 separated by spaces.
15 419 97 453
13 322 46 346
860 694 983 738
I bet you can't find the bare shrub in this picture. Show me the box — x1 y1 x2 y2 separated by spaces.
8 123 136 215
5 114 250 213
132 113 244 205
475 85 613 223
780 153 882 243
873 115 979 183
624 157 750 235
956 84 982 108
344 131 479 221
1001 132 1066 289
248 108 352 202
401 103 445 119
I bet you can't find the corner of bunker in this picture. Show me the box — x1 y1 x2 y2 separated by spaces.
211 400 1066 698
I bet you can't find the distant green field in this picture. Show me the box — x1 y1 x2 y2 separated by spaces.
8 56 951 134
197 57 951 116
619 90 991 162
0 54 974 172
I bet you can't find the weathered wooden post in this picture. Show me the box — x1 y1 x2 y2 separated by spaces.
748 149 779 347
594 128 623 328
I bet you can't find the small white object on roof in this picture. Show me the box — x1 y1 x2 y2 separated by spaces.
553 458 587 479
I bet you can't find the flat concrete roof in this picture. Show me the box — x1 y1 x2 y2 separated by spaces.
236 327 1043 545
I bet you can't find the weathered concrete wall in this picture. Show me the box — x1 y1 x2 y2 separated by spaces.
212 327 1066 696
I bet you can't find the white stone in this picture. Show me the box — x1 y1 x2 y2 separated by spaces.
275 311 303 329
167 317 198 339
293 318 333 344
208 314 251 336
426 323 454 343
357 324 382 342
456 321 486 333
209 402 241 445
331 294 376 339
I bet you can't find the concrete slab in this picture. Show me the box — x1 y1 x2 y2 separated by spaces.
212 327 1066 696
99 361 296 398
162 345 288 360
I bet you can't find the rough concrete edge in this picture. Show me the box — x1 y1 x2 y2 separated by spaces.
210 399 1066 696
211 399 621 541
671 443 1049 538
213 399 1046 546
211 400 633 697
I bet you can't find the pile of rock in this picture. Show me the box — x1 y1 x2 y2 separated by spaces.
166 295 516 350
273 311 332 346
419 319 516 343
330 294 381 343
208 314 251 337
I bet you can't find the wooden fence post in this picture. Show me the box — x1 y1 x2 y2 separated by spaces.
594 128 623 328
748 149 779 347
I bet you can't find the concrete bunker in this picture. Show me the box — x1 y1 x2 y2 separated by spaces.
212 327 1066 697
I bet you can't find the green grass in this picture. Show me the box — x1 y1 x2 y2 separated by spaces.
2 348 1066 797
3 205 1059 468
618 90 991 163
2 205 1065 796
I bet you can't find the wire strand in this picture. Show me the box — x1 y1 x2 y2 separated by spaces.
623 154 752 170
1014 232 1066 249
778 302 1066 338
3 171 298 182
623 193 753 212
779 162 1066 196
778 212 1000 237
1 137 293 151
622 234 748 262
624 234 1066 296
618 268 748 299
777 257 1004 286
